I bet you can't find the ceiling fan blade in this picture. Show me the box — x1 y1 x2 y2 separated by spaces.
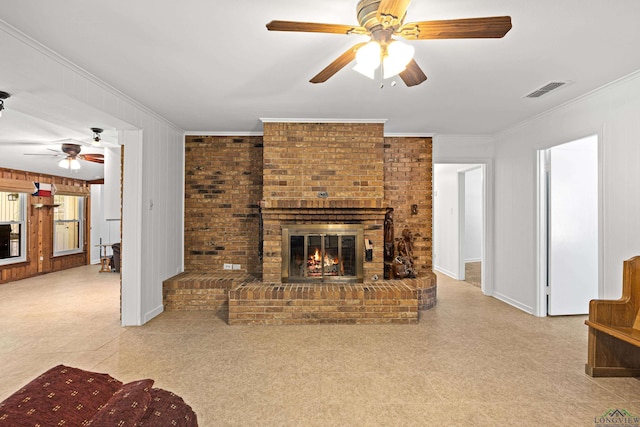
266 21 367 35
310 42 367 84
377 0 412 28
399 59 427 87
78 154 104 164
23 153 63 157
398 16 512 40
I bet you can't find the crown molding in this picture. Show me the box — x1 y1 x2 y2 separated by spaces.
186 130 436 138
0 19 183 133
260 118 387 124
384 133 435 138
185 131 264 137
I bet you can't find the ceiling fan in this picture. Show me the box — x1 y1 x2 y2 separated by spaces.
24 142 104 170
266 0 512 86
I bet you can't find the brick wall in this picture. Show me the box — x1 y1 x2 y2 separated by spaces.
262 122 384 202
384 137 434 276
183 127 434 283
183 136 263 274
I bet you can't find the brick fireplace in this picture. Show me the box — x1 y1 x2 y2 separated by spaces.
164 121 437 324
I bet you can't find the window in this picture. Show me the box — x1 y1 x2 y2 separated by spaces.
53 195 85 256
0 192 27 265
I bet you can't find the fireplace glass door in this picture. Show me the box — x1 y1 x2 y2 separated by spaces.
282 224 363 283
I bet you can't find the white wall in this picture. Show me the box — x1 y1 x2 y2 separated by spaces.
433 164 462 279
104 147 122 221
90 147 122 264
90 184 121 264
1 23 185 325
464 167 483 262
493 71 640 314
90 185 103 264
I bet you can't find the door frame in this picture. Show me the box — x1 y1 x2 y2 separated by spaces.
535 133 604 317
457 165 483 283
434 159 493 296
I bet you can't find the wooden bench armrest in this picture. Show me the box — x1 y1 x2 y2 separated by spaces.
588 297 636 326
586 320 640 348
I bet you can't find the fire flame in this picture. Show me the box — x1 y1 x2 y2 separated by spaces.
314 248 320 262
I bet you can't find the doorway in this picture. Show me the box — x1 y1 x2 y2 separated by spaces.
460 166 483 288
537 135 600 316
433 163 486 291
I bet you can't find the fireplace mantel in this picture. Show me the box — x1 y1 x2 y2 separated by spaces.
260 199 386 210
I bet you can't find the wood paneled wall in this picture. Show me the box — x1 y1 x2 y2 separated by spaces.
0 168 90 284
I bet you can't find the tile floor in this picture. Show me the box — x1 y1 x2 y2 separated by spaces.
1 265 640 426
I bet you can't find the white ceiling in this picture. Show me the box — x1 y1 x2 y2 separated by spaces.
1 0 640 178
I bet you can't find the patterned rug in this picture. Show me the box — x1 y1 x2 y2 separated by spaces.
465 262 481 287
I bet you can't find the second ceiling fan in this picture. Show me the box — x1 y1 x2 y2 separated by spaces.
267 0 512 86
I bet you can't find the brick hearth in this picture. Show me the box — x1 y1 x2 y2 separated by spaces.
229 281 418 325
163 273 436 325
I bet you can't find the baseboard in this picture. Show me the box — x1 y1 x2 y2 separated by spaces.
433 266 460 280
464 258 482 263
492 291 534 315
144 304 164 324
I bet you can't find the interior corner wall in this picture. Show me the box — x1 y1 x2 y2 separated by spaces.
493 71 640 313
1 26 185 325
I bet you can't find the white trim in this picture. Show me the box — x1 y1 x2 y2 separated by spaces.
0 192 27 266
493 291 535 315
52 196 84 257
144 304 164 324
384 133 436 138
260 118 387 124
535 150 548 317
0 19 183 134
185 131 264 137
457 170 466 281
433 266 460 280
185 130 436 138
121 129 144 326
597 126 606 300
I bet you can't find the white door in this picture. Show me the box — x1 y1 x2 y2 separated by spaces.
547 135 599 315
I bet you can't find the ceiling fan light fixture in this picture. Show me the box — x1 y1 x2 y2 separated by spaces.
383 40 414 79
0 91 10 118
353 62 376 79
90 127 103 146
353 41 381 78
58 158 81 170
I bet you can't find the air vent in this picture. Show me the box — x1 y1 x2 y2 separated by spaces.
525 81 567 98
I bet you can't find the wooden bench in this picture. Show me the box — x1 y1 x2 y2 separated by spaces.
585 256 640 376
